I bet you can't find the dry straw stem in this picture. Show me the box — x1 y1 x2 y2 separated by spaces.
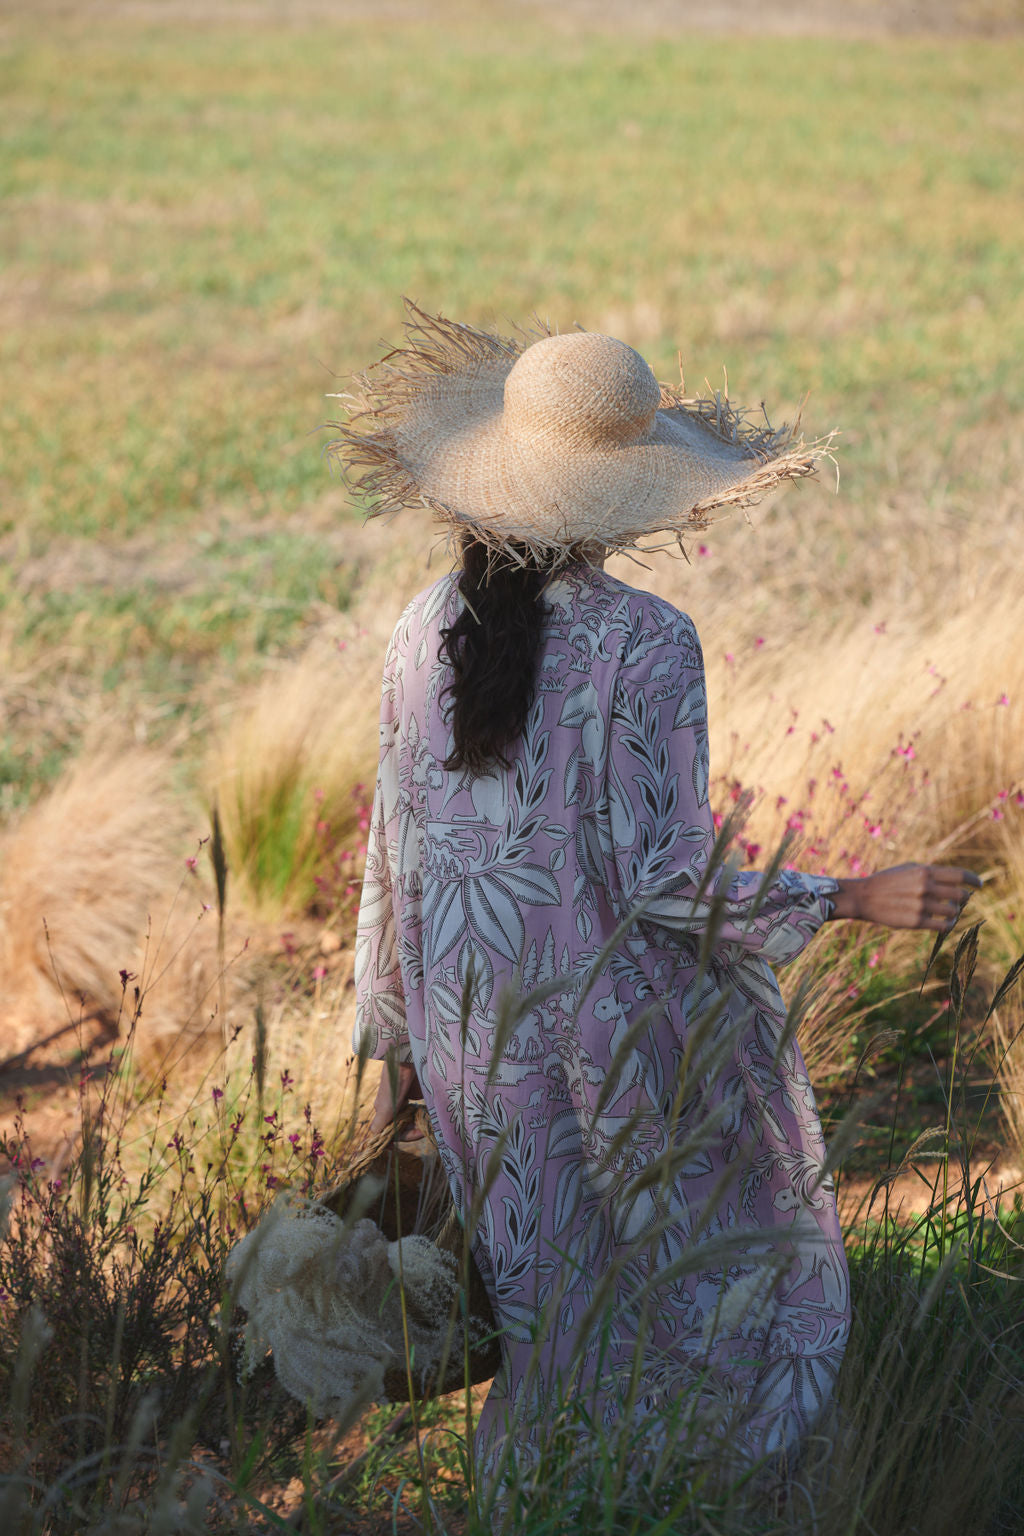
0 751 245 1072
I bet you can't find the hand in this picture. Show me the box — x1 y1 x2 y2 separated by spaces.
368 1061 424 1136
831 864 983 931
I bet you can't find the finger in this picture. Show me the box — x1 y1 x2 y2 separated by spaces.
932 867 983 889
927 870 970 891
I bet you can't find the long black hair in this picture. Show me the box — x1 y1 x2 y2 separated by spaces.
439 538 548 772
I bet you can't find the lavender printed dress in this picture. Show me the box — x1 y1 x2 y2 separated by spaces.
354 565 850 1480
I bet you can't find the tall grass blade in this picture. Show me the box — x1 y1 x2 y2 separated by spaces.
983 950 1024 1022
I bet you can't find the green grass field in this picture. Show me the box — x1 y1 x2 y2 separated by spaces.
2 7 1024 1532
2 12 1022 801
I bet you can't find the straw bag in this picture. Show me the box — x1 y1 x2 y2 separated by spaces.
319 1106 502 1400
227 1107 501 1416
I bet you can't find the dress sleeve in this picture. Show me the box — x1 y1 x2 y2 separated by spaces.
605 617 838 968
351 642 413 1066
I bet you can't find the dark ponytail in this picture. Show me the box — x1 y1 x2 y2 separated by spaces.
439 539 547 772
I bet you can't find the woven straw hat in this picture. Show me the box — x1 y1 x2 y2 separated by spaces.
330 300 832 564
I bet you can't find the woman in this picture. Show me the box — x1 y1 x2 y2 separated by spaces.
336 304 980 1489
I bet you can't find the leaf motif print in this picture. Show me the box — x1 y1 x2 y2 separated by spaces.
430 982 466 1027
558 681 598 728
672 674 707 733
354 876 393 933
552 1159 583 1236
575 815 605 885
420 577 453 627
374 923 398 980
465 872 526 964
672 675 710 807
424 879 467 964
370 987 407 1040
396 802 420 880
499 865 561 907
513 757 552 815
458 939 494 1010
545 1108 584 1160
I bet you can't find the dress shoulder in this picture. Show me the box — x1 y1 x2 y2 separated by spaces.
543 567 703 688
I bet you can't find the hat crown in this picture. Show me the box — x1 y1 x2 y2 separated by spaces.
502 332 662 450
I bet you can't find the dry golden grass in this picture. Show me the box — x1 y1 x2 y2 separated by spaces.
0 751 250 1071
699 583 1024 872
992 998 1024 1162
205 516 440 918
2 5 1020 1156
4 508 1020 1108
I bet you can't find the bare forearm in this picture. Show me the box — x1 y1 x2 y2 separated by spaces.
831 879 863 921
828 865 982 931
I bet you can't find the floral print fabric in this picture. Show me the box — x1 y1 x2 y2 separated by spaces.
354 565 850 1478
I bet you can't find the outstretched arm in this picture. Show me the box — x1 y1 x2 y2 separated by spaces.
829 863 982 931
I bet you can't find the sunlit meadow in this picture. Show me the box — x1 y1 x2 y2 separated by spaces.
2 2 1023 1530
